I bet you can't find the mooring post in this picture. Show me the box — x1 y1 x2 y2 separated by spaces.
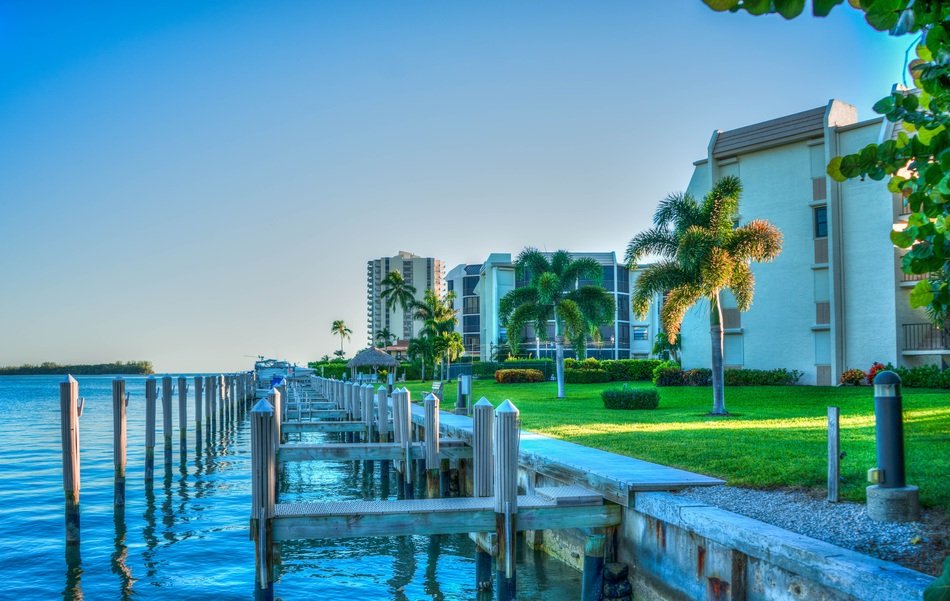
161 376 173 469
376 385 389 443
194 375 204 445
204 375 213 434
277 379 287 443
424 393 440 498
581 533 606 601
145 376 157 483
456 374 472 415
344 382 354 443
178 376 188 457
473 397 494 591
219 374 227 425
112 377 126 508
387 372 394 396
494 399 520 600
268 387 282 452
362 384 373 443
250 397 276 601
207 375 216 433
61 375 81 544
828 406 840 503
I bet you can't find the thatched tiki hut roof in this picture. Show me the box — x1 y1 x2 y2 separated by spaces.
347 347 399 379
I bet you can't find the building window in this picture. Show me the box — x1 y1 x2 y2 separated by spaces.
618 327 630 347
633 326 648 341
463 276 478 296
463 315 479 332
463 296 479 315
617 295 630 322
814 206 828 238
447 280 454 292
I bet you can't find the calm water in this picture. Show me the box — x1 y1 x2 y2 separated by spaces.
0 375 580 600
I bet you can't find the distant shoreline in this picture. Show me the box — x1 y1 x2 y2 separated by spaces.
0 361 154 376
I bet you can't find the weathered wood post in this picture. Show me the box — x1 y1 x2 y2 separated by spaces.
206 375 215 434
387 372 394 396
376 385 389 443
112 377 127 508
828 406 840 503
178 376 188 457
269 387 282 453
250 397 276 601
581 533 606 601
494 400 520 600
362 384 373 443
344 382 354 443
61 375 81 544
161 376 173 469
145 376 157 483
194 375 204 447
473 397 494 591
455 374 472 415
424 393 440 498
219 374 227 425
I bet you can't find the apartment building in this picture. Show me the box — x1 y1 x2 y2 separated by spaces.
678 99 947 385
366 251 445 346
448 251 653 361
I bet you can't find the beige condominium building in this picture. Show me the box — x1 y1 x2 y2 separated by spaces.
366 251 445 346
678 99 947 385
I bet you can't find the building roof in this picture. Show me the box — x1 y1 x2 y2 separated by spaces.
712 106 826 159
347 347 400 368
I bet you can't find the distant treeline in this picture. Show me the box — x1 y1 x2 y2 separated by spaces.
0 361 155 375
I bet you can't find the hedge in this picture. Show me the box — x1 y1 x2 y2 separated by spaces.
495 369 544 384
602 388 660 410
564 368 609 383
653 364 803 387
475 360 554 380
561 358 662 382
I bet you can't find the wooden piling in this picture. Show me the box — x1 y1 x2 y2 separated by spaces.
112 377 127 507
205 375 215 433
362 384 373 442
424 393 440 499
162 375 173 468
494 399 520 600
145 376 157 483
219 375 227 425
250 397 276 601
473 398 494 498
178 376 188 456
581 534 606 601
194 376 204 443
61 375 81 544
268 387 282 451
277 380 287 442
828 406 840 503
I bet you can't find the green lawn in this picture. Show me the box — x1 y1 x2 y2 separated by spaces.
402 380 950 509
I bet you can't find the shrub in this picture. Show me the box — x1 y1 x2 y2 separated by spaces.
602 387 660 410
724 368 803 386
866 362 887 385
683 368 712 386
652 360 683 386
893 364 950 388
495 369 544 384
475 360 553 380
605 359 663 381
840 368 866 386
564 368 609 383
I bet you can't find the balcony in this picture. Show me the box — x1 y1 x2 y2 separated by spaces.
903 323 950 352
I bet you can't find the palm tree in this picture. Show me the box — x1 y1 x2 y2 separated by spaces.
379 271 417 338
499 249 616 398
626 176 782 415
413 289 458 379
407 336 435 382
374 327 396 347
330 320 352 357
439 331 465 380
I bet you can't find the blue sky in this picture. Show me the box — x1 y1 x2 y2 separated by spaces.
0 1 907 371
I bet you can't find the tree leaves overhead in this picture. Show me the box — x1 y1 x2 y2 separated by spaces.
704 0 950 326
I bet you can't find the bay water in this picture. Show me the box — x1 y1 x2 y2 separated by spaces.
0 375 580 600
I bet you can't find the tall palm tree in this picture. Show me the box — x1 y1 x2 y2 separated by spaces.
379 271 417 338
626 176 782 415
407 336 435 382
374 327 396 347
330 320 352 357
499 249 616 398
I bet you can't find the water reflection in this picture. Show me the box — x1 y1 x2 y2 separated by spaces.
64 545 83 600
389 536 417 600
142 487 158 578
424 535 444 600
111 508 135 599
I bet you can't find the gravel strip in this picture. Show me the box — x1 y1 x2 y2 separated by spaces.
674 486 945 574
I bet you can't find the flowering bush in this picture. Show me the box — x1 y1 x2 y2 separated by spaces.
866 362 887 385
495 369 544 384
840 369 866 386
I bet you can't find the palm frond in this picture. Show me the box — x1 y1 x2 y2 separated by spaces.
631 260 689 319
567 285 615 326
556 299 586 342
549 250 572 279
499 287 540 325
698 247 733 292
624 227 678 266
678 226 717 276
703 176 742 234
729 262 755 312
727 219 783 262
653 191 702 231
660 284 703 343
514 248 551 287
560 256 602 286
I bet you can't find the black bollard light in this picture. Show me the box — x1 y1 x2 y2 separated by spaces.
872 370 905 488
